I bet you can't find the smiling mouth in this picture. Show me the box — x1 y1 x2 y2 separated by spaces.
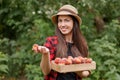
61 29 67 31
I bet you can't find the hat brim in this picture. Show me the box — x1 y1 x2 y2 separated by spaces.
51 11 82 25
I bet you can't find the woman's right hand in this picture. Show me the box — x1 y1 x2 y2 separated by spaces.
32 44 49 54
32 44 51 75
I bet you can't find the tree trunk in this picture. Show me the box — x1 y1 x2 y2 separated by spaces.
94 16 105 33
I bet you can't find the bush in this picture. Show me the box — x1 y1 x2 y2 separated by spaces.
84 20 120 80
0 52 8 79
25 64 43 80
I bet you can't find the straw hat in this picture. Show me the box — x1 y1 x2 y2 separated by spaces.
51 5 82 25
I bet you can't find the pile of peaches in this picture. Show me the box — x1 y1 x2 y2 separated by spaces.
53 56 93 65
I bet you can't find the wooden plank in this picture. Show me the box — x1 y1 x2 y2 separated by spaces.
51 61 96 73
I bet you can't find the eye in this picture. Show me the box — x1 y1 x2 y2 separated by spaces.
58 19 62 23
64 19 71 22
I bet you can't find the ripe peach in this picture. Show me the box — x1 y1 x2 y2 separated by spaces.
58 60 65 65
68 56 73 60
54 58 61 64
86 58 92 63
72 57 81 64
32 44 39 52
65 59 72 65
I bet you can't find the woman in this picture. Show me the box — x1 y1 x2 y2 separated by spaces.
32 4 90 80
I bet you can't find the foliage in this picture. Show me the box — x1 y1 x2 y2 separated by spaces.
0 38 17 55
0 52 8 79
84 20 120 80
25 64 43 80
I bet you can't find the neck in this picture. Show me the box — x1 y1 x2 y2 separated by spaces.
64 33 73 43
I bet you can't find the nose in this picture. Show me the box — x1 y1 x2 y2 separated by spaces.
61 21 65 27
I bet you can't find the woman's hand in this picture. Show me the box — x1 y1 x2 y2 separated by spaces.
75 70 90 78
32 44 49 54
32 44 51 75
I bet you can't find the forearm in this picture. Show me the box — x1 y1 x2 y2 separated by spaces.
40 53 51 75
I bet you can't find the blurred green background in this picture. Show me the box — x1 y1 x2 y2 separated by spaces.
0 0 120 80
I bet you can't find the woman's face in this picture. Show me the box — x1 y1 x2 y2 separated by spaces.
57 15 73 36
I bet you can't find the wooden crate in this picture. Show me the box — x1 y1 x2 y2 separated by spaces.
51 61 96 73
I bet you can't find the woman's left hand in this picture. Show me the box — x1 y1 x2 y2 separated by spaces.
75 70 91 78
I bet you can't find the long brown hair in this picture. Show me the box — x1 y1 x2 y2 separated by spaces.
55 15 88 58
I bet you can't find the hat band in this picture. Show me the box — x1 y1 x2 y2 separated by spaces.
58 9 77 15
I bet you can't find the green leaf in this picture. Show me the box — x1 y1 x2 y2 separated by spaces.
0 64 8 73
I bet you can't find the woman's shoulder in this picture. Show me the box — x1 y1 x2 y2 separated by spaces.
46 35 58 41
44 35 58 47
